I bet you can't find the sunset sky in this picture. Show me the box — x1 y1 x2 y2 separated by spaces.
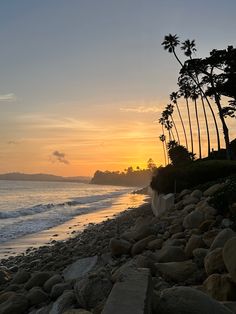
0 0 236 176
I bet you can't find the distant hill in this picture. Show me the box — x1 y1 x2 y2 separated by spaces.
0 172 91 183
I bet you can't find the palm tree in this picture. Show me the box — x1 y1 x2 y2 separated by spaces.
159 117 169 164
165 103 180 144
159 134 167 166
162 34 182 66
170 91 188 149
190 86 202 159
180 39 220 153
179 79 194 154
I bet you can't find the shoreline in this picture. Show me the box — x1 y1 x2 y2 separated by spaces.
0 193 148 261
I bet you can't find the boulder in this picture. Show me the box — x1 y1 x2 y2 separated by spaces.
75 270 112 309
223 237 236 283
178 189 191 199
147 238 163 250
169 223 183 235
43 274 63 293
155 260 197 283
204 248 226 275
193 248 209 267
25 272 52 290
0 292 16 304
157 246 187 263
27 287 49 306
203 229 219 247
109 238 131 256
131 235 155 256
191 189 203 199
203 274 236 301
185 235 205 258
63 256 98 281
50 282 72 300
63 310 92 314
210 229 235 251
204 183 226 197
0 294 29 314
155 286 233 314
183 209 205 229
12 269 30 284
0 268 11 285
183 196 200 206
199 220 215 232
50 290 76 314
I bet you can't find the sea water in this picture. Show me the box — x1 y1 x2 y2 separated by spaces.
0 180 145 246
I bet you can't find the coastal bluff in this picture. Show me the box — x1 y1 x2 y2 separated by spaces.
1 180 236 313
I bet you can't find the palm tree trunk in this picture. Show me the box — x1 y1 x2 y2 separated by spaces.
194 98 202 158
200 94 211 157
185 97 194 154
170 115 180 144
162 124 169 164
176 100 188 150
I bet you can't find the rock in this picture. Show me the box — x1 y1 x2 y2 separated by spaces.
204 248 226 275
157 246 187 263
222 302 236 313
223 237 236 283
0 291 15 304
199 220 215 232
183 209 205 229
102 268 152 314
50 282 72 300
155 286 233 314
12 269 30 284
185 235 205 258
204 183 226 197
43 274 63 293
203 274 236 301
203 229 219 247
147 238 163 250
63 310 92 314
109 238 131 256
0 267 11 285
27 287 49 306
183 204 196 214
136 255 156 276
191 189 203 199
50 290 76 314
222 219 233 228
193 248 208 267
211 229 235 251
200 205 217 218
25 272 52 290
63 256 98 281
0 294 29 314
131 235 155 256
183 196 199 206
75 270 112 309
169 223 183 235
111 259 137 282
155 260 197 283
178 189 191 199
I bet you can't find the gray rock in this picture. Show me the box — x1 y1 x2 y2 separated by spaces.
223 237 236 283
204 248 226 275
183 196 200 206
157 245 187 263
155 286 233 314
183 209 205 229
109 238 132 256
12 269 30 284
43 274 63 293
27 287 49 306
0 267 11 285
0 293 29 314
191 189 203 199
50 282 72 300
204 183 226 197
25 272 52 290
203 274 236 301
63 256 97 281
211 229 235 251
49 290 76 314
131 235 155 256
185 235 205 258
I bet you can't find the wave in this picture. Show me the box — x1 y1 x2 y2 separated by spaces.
0 189 130 219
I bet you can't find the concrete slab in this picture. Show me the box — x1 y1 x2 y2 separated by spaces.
63 256 98 281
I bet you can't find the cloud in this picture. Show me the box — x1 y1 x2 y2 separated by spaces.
0 93 16 102
51 150 69 164
120 106 162 113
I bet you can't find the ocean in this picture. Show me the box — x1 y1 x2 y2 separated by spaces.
0 180 146 251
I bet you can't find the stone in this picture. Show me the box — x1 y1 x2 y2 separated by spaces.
0 267 11 285
204 183 226 197
193 248 208 267
223 237 236 283
75 270 112 309
155 286 233 314
157 245 187 263
185 235 205 258
109 238 131 256
204 248 226 275
0 294 29 314
183 196 200 206
183 209 205 229
25 272 52 290
169 223 183 235
50 290 76 314
203 274 236 301
136 255 156 276
191 189 203 199
50 282 72 300
147 238 163 250
0 291 15 304
178 189 191 199
63 310 92 314
131 235 155 256
111 259 137 282
183 204 196 214
211 229 235 251
63 256 97 281
151 191 175 217
199 220 215 232
222 219 233 228
203 229 219 247
43 274 63 293
102 268 152 314
12 269 30 284
155 260 197 283
27 287 49 306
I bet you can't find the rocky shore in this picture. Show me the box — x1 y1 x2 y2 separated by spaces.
1 181 236 313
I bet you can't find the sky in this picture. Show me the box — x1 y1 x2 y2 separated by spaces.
0 0 235 176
